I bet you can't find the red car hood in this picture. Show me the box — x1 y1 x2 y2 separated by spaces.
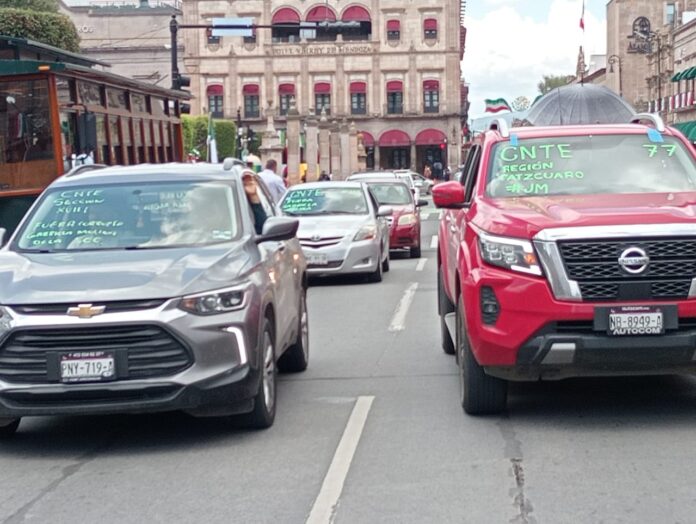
472 192 696 239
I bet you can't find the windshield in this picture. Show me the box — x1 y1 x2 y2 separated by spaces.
281 187 368 215
15 181 239 251
368 183 413 205
486 135 696 198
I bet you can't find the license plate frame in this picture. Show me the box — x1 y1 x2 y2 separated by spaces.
60 351 116 383
594 305 678 336
306 253 329 266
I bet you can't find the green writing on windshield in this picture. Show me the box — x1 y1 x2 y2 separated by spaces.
497 171 585 182
282 189 325 212
643 144 677 158
504 182 549 195
499 143 572 162
499 161 554 173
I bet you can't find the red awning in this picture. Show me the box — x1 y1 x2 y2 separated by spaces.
350 81 366 94
314 82 331 94
279 83 295 95
379 129 410 147
272 8 300 25
341 5 371 22
415 128 446 146
386 20 400 31
386 80 403 93
306 6 336 22
206 84 223 96
242 84 259 95
360 131 374 147
424 18 438 30
423 80 439 91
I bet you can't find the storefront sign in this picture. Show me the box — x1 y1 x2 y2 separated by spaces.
270 44 372 56
627 17 652 54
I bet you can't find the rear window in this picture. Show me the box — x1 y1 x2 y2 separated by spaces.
486 135 696 198
280 187 368 215
15 181 240 251
368 183 413 205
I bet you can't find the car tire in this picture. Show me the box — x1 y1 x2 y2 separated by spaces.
382 254 390 272
278 290 309 373
457 296 507 415
410 244 421 259
439 268 456 355
0 418 20 439
244 318 277 429
367 252 383 283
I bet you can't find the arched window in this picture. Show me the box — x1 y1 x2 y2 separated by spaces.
306 5 337 41
207 84 224 118
423 80 439 113
272 7 301 43
341 5 371 41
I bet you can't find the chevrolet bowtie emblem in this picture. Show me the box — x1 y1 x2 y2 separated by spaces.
67 303 106 319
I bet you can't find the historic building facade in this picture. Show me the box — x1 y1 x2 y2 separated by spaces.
58 0 181 84
182 0 466 170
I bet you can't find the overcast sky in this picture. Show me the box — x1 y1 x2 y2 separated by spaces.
464 0 607 119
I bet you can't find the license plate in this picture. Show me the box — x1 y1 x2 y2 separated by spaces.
607 306 664 336
306 253 328 265
60 351 115 383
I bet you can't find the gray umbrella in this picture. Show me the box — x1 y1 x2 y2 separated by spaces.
527 84 636 126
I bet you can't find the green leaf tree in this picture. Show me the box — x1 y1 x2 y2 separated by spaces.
0 0 58 12
0 0 79 53
537 74 573 95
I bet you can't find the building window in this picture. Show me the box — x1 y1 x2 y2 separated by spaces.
386 20 400 41
306 6 337 42
387 81 403 114
665 3 676 25
341 6 372 41
350 81 367 115
244 28 257 44
423 81 439 113
207 85 224 118
272 8 301 42
243 84 260 118
315 94 331 115
279 84 295 116
206 28 220 45
424 18 438 39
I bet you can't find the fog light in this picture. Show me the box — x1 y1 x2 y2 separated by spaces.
481 286 500 325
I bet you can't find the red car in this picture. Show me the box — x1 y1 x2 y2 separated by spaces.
365 179 427 258
435 114 696 415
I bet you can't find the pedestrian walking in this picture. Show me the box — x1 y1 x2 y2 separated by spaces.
423 163 432 180
259 159 287 203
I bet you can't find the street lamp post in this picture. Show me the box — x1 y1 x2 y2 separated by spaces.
607 54 623 97
236 107 243 156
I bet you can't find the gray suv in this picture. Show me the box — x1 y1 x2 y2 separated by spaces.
0 163 308 436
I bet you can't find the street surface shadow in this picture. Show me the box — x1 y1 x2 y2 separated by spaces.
506 374 696 428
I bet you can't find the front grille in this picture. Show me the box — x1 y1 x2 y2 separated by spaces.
11 299 166 315
559 238 696 301
0 325 192 384
299 236 344 249
307 260 342 269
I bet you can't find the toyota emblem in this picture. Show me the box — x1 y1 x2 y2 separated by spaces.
311 234 322 242
618 247 650 274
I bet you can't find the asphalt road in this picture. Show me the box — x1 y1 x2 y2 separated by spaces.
3 203 696 523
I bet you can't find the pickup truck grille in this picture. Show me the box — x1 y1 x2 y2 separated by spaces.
559 238 696 301
0 325 192 384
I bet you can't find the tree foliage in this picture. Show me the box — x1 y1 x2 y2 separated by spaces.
537 74 573 95
0 0 58 13
0 8 79 52
181 115 237 161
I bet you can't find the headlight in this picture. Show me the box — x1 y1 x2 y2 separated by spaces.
353 224 377 241
397 213 417 226
179 286 248 315
0 307 12 337
477 230 542 276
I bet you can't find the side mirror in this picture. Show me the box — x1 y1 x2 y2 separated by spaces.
256 217 299 243
416 199 428 207
0 228 5 247
377 205 393 217
432 181 467 208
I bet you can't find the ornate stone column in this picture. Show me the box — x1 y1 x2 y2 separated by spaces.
356 131 367 172
330 120 341 177
305 110 319 183
338 119 351 180
285 98 301 186
318 108 331 176
259 103 283 168
410 140 417 171
349 121 359 176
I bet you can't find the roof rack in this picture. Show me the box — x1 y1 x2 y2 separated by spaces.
64 164 108 177
630 113 666 133
488 118 510 138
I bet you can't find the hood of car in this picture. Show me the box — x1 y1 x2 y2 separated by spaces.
0 243 254 305
295 214 372 239
472 192 696 239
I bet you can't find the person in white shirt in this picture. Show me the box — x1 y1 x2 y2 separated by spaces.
259 159 287 203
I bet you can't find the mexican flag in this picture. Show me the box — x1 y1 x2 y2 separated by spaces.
484 98 512 113
207 113 218 163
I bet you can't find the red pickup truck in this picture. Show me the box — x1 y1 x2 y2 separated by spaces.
434 114 696 414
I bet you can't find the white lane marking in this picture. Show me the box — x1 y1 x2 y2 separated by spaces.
415 258 428 272
306 396 375 524
430 235 438 249
388 282 419 332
